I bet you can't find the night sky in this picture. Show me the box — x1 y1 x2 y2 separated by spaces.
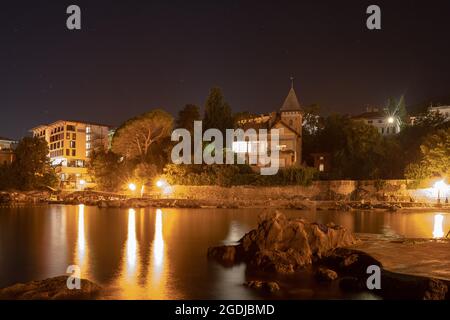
1 0 450 139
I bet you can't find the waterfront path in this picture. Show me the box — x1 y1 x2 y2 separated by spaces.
351 234 450 281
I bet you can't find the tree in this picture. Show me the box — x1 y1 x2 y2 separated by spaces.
12 137 57 190
305 114 390 180
88 149 132 191
112 109 173 162
203 87 233 133
387 96 408 125
302 103 323 135
405 128 450 179
176 104 201 134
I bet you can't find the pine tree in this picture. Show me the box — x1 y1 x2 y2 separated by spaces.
203 87 233 134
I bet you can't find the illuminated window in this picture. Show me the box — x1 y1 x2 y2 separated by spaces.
86 126 91 134
86 142 91 150
319 164 324 172
70 141 76 148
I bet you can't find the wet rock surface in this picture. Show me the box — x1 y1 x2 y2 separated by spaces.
244 280 280 292
315 267 338 281
208 211 358 273
0 276 102 300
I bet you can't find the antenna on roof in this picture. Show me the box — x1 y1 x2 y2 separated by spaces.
290 76 295 89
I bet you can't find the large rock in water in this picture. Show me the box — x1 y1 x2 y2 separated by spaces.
0 276 102 300
208 211 357 273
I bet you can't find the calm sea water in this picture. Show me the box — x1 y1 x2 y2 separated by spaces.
0 205 448 299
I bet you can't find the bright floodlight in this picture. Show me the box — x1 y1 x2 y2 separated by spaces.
387 117 395 124
433 180 448 193
128 183 137 191
79 179 86 185
156 179 165 188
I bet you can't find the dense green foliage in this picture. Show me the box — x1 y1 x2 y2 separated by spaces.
176 104 201 134
163 164 317 187
303 108 449 180
405 128 450 179
87 149 132 191
203 87 233 134
0 137 57 190
112 109 173 162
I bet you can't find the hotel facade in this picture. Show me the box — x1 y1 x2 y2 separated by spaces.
31 120 110 189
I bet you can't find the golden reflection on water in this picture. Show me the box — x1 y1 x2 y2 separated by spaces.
126 208 138 274
153 209 164 268
75 204 89 276
433 214 444 238
113 208 169 299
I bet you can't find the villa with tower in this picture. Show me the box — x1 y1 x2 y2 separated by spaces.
235 84 303 168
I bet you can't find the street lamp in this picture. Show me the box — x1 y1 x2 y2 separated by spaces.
387 116 395 124
128 183 137 192
433 180 448 204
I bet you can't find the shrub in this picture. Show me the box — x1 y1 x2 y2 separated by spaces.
163 164 316 187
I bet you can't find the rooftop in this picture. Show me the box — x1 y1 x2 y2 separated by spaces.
280 87 302 112
0 136 17 142
352 111 386 120
30 119 113 131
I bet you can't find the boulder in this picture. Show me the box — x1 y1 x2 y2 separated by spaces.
244 280 280 292
423 279 448 300
0 192 12 204
315 267 338 281
0 276 102 300
208 211 357 273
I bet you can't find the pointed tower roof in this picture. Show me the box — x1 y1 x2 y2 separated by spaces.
280 87 301 112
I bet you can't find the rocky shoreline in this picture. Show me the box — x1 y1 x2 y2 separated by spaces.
207 212 449 300
1 190 448 211
0 276 102 300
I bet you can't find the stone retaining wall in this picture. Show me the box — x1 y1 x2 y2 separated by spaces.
170 180 439 202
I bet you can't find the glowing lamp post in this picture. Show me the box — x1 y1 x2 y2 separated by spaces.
433 180 448 204
79 179 86 191
128 183 137 195
156 179 173 197
387 116 395 124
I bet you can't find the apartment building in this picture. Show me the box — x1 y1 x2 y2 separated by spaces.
0 136 17 165
31 120 110 189
352 107 401 136
430 105 450 120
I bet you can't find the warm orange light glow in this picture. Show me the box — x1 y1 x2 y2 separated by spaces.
433 214 444 238
156 179 166 188
154 209 164 267
128 183 137 191
127 208 137 271
433 180 448 194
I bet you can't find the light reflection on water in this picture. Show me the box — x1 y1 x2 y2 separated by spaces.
0 206 448 299
433 214 444 238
